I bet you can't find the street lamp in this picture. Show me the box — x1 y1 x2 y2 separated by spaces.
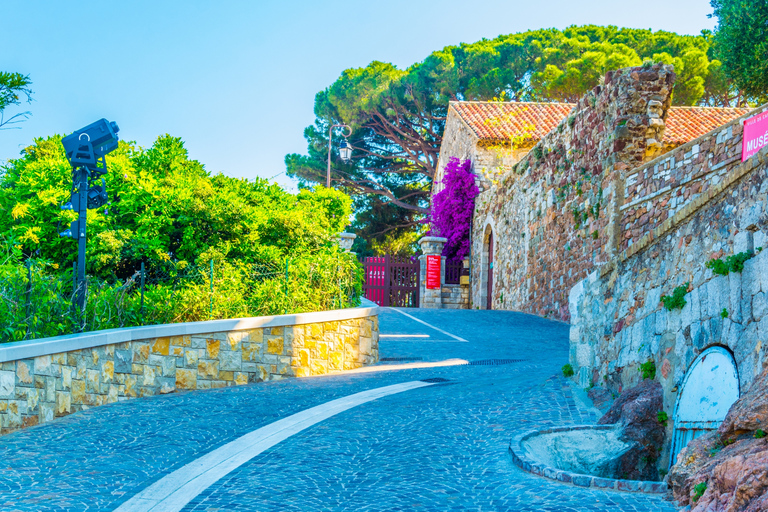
326 124 352 188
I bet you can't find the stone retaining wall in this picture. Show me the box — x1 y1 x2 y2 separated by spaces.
0 304 379 434
470 65 675 319
441 284 470 309
568 141 768 467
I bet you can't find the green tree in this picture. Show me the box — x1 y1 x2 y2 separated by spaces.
287 25 732 231
710 0 768 104
0 134 353 277
0 72 33 130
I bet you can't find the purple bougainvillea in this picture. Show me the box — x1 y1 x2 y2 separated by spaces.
430 157 479 260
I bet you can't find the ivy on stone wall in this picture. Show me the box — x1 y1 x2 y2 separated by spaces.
430 157 479 260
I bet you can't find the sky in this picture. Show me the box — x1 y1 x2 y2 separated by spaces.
2 0 716 193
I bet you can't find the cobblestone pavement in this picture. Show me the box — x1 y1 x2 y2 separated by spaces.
0 309 677 511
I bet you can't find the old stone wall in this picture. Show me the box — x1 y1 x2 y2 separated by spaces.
569 139 768 466
470 65 675 319
441 284 470 309
0 306 379 434
620 113 751 251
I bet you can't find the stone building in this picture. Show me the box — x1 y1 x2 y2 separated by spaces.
434 65 750 318
433 63 768 471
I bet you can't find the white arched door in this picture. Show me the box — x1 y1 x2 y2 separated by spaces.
670 346 739 466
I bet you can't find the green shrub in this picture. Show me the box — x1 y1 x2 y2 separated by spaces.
721 308 729 319
639 360 656 380
562 363 575 377
755 429 766 439
661 283 689 311
692 482 707 502
706 251 755 276
657 411 668 426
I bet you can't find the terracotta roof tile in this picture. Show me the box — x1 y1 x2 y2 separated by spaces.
450 101 751 146
664 106 751 145
450 101 574 141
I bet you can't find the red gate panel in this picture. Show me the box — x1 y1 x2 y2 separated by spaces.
363 255 419 307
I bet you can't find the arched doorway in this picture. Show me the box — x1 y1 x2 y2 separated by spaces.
487 231 494 309
670 346 740 466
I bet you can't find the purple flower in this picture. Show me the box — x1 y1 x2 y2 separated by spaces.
430 157 479 261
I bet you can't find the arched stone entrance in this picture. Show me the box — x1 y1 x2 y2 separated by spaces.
670 346 740 466
479 224 494 309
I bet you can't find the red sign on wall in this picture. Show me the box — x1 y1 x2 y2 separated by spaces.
743 110 768 161
426 255 441 289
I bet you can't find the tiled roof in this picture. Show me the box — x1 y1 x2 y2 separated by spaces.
450 101 574 141
664 106 752 145
450 101 751 146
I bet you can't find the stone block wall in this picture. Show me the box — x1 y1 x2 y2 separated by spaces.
569 143 768 465
620 114 752 251
441 284 470 309
471 65 675 319
0 307 379 435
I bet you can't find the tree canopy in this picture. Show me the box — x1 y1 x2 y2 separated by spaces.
286 25 748 252
0 71 33 130
710 0 768 104
1 134 352 278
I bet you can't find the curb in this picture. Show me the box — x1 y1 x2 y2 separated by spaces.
508 425 668 494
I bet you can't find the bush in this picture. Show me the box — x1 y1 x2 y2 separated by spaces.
639 360 656 380
661 283 689 311
562 363 575 377
706 251 754 276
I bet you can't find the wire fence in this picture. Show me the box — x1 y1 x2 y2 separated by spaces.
0 256 362 344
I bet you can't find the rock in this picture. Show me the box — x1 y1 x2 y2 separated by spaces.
587 386 613 412
668 365 768 511
717 366 768 439
597 379 665 481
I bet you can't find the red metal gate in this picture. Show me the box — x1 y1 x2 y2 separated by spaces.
363 255 419 307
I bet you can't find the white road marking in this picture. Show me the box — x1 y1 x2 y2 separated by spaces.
113 381 434 512
380 334 430 338
387 308 469 342
344 358 468 374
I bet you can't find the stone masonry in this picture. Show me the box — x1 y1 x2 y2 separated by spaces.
569 133 768 468
0 311 379 434
469 65 676 318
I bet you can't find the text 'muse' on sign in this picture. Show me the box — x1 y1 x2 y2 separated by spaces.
743 110 768 162
426 255 441 290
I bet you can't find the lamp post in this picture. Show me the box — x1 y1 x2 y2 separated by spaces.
326 124 352 188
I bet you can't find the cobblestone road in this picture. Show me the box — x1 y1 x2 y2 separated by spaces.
0 309 677 511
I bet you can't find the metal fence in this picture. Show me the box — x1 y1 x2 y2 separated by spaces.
0 256 360 344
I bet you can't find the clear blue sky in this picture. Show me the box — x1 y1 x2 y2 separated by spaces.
2 0 715 192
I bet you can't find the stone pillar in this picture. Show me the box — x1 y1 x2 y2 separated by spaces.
337 232 356 253
418 236 447 309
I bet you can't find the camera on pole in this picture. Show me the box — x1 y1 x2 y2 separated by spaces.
59 119 120 320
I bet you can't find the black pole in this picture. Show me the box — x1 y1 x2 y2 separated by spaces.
25 260 32 340
140 261 145 324
75 166 88 322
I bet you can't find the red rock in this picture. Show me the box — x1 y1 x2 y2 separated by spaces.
668 365 768 511
598 379 665 481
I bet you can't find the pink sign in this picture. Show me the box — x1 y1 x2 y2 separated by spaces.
743 110 768 161
426 255 441 290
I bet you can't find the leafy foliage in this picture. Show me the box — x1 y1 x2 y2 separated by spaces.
693 481 708 502
661 283 690 311
706 251 754 276
639 360 657 380
710 0 768 103
0 71 33 129
430 158 479 260
0 134 362 342
657 411 669 426
562 363 575 377
287 25 739 229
